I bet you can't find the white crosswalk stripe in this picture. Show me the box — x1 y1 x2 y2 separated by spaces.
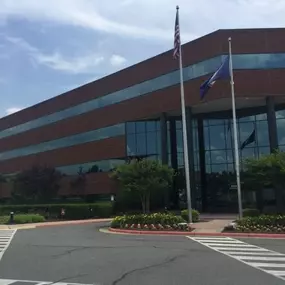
0 230 17 261
188 236 285 281
0 279 101 285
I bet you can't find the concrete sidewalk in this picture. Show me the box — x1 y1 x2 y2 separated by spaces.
0 218 112 229
192 219 234 234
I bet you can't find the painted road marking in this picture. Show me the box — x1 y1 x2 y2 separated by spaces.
0 230 17 261
0 279 101 285
188 236 285 281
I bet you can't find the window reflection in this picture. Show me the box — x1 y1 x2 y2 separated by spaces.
277 119 285 146
126 120 163 159
57 159 125 175
204 112 272 174
209 125 226 150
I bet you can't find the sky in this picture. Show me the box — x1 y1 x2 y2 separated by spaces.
0 0 284 118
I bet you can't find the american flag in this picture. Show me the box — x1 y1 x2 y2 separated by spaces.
173 8 180 60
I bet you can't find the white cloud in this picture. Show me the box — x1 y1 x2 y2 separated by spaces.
2 0 284 44
5 107 23 115
110 55 127 67
35 52 104 74
5 36 105 74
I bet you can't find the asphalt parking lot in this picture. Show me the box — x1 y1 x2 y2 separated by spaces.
0 223 285 285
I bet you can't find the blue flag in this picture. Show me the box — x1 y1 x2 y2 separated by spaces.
200 56 230 99
241 129 256 150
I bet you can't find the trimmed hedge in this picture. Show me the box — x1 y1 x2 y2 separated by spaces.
242 208 260 217
181 209 200 222
236 215 285 233
0 203 113 220
111 213 185 229
0 214 45 224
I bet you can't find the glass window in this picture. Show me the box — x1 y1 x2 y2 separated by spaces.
126 122 136 134
277 119 285 146
211 164 228 173
176 129 183 153
176 120 182 130
205 151 211 164
136 133 146 155
276 110 285 119
156 131 161 155
136 122 146 133
57 159 125 175
203 127 210 150
127 134 136 155
146 132 157 155
209 124 226 150
208 119 224 126
206 164 211 173
256 113 267 121
210 150 227 164
241 147 256 160
258 147 270 157
193 127 199 152
256 120 269 147
239 116 255 123
146 121 156 132
239 122 256 148
177 152 184 168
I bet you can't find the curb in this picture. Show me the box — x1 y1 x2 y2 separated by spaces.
109 228 285 238
36 218 112 228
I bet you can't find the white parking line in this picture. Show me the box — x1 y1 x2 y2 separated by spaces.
0 230 17 261
188 236 285 281
0 279 101 285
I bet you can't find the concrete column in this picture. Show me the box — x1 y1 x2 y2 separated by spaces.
185 107 196 209
266 97 278 152
198 119 207 212
160 113 168 165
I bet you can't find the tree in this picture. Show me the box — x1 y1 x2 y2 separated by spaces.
12 165 63 203
110 159 174 213
244 151 285 213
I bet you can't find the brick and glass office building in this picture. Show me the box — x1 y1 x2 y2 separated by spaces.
0 28 285 212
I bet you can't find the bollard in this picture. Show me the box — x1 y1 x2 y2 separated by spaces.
9 212 14 224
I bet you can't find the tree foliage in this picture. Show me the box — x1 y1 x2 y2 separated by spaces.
12 165 63 203
110 159 174 213
244 151 285 213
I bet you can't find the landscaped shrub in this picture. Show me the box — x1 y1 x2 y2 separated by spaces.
111 213 185 229
236 215 285 233
0 202 113 220
14 214 45 224
243 208 260 217
0 214 45 224
181 209 200 222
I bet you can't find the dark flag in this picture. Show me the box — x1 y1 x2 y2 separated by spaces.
173 8 180 60
200 56 230 99
241 129 256 150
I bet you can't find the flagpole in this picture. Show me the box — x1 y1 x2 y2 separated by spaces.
228 37 243 219
177 6 193 223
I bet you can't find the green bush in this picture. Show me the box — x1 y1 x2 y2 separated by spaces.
236 215 285 233
111 213 185 228
14 214 45 224
0 214 45 224
243 208 260 217
181 209 200 222
0 202 113 220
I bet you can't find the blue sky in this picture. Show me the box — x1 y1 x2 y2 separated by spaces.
0 0 284 118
